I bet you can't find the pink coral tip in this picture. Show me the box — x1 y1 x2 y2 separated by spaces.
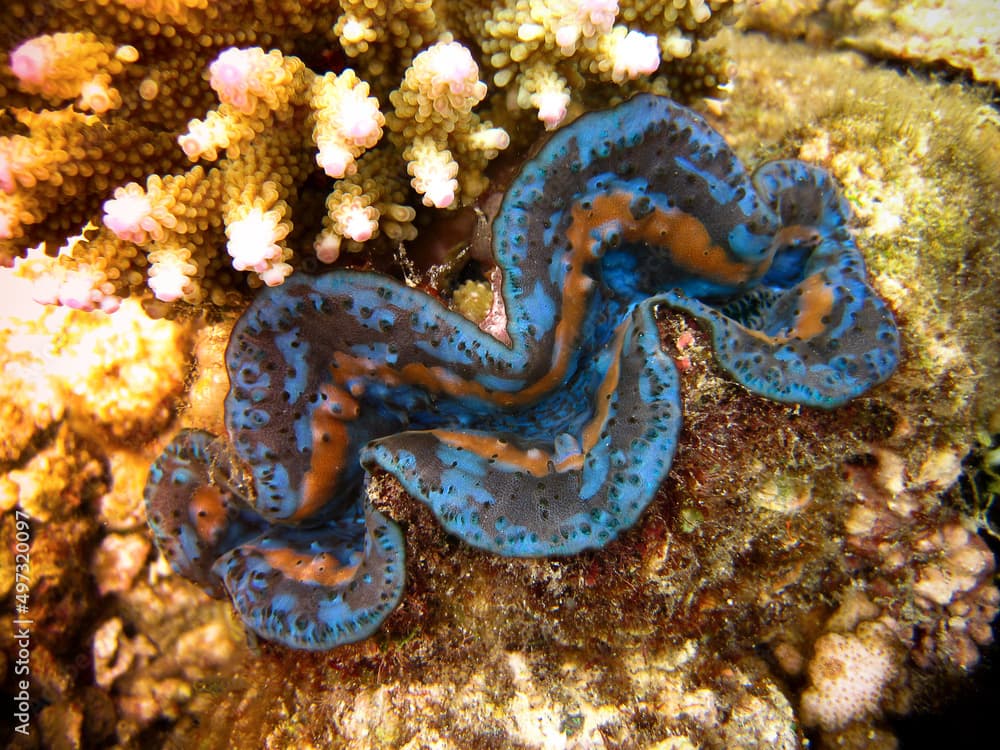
429 43 479 95
614 31 661 80
342 212 375 243
317 143 353 179
534 91 570 130
209 48 254 109
259 262 292 287
577 0 618 31
103 191 153 243
314 233 341 264
178 127 214 161
424 182 455 209
9 39 50 86
148 266 188 302
57 271 101 311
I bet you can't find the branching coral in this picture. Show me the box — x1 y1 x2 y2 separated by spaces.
388 41 510 208
449 0 739 129
1 0 739 312
9 32 135 114
332 0 443 86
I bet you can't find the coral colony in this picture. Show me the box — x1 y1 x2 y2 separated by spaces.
3 0 737 310
144 95 899 650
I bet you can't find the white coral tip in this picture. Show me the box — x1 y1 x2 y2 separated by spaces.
612 30 661 81
534 90 571 130
148 266 188 302
227 208 281 272
78 77 116 113
517 24 545 43
103 190 153 243
470 127 511 151
259 261 292 287
342 210 376 243
314 232 341 264
317 142 354 179
663 31 693 60
340 18 370 45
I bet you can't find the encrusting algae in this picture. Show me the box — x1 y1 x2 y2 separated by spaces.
2 2 1000 749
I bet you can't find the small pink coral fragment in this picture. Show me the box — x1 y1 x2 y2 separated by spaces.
314 233 341 264
480 267 512 346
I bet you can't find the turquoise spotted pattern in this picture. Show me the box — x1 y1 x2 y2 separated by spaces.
144 95 899 650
